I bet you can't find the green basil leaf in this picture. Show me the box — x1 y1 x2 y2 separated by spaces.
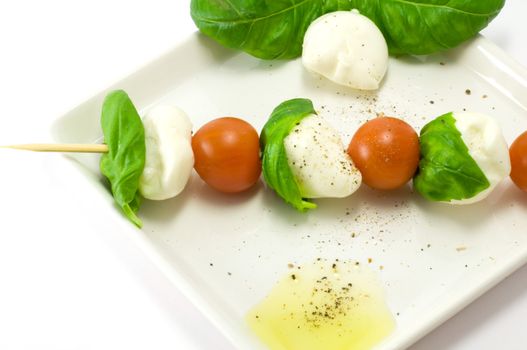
190 0 354 59
100 90 146 228
349 0 504 55
413 112 490 202
191 0 503 58
261 98 318 211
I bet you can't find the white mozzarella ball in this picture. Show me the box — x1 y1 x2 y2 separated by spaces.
302 10 388 90
451 112 511 204
139 105 194 200
283 114 362 198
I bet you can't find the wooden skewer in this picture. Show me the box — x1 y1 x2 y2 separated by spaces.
0 143 109 153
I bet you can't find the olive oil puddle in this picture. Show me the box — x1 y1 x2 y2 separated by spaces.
246 259 395 350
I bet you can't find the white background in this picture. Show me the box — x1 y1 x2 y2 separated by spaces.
0 1 526 349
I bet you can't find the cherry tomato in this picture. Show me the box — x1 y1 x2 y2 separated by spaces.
347 116 420 190
510 131 527 192
192 117 261 193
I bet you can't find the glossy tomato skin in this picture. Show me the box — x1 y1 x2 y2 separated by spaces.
510 131 527 192
192 117 261 193
347 116 420 190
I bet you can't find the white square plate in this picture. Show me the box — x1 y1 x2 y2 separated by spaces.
52 34 527 349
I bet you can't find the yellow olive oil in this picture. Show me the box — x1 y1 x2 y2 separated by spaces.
246 259 395 350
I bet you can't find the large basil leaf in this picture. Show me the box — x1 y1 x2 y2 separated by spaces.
413 112 490 202
261 98 317 211
100 90 146 228
348 0 504 55
190 0 355 59
190 0 504 58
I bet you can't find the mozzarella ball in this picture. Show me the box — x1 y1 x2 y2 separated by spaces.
139 105 194 200
302 10 388 90
451 112 511 204
283 114 362 198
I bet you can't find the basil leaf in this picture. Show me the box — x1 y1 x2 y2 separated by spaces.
190 0 354 59
413 112 490 202
190 0 503 58
261 98 317 211
100 90 146 228
349 0 504 55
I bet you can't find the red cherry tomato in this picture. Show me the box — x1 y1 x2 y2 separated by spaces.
510 131 527 192
347 116 420 190
192 117 261 193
